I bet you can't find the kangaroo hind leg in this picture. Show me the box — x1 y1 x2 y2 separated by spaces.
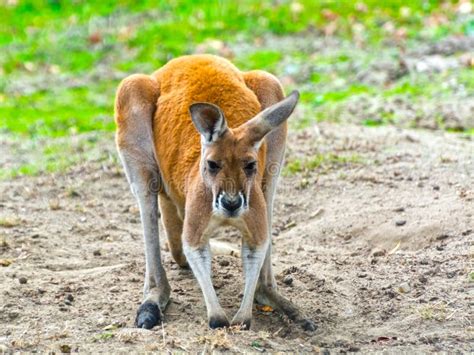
115 74 170 329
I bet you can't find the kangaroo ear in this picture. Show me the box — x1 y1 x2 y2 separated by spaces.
189 102 228 144
243 90 299 145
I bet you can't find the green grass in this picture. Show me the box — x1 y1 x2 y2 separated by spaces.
1 0 472 178
1 0 469 137
0 133 117 179
284 152 362 176
0 83 116 137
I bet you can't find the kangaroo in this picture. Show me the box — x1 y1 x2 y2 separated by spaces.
115 54 315 331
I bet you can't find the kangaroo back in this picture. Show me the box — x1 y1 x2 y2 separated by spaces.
152 55 261 203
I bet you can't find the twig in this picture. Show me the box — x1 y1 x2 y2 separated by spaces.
273 327 283 336
161 321 166 348
446 309 458 320
388 241 401 255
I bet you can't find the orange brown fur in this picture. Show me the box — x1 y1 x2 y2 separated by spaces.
116 55 278 249
114 54 308 331
151 55 264 206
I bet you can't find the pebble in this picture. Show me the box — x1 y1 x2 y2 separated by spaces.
436 234 450 240
395 220 406 226
283 275 293 285
59 344 71 353
18 277 27 284
418 275 428 283
93 250 101 256
433 185 440 191
219 259 230 267
372 248 386 257
398 282 411 293
446 271 456 278
8 311 19 320
65 294 74 302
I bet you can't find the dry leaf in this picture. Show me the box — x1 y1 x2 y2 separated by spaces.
257 305 273 312
0 259 13 267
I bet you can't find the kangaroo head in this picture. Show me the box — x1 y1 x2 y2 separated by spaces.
189 91 299 218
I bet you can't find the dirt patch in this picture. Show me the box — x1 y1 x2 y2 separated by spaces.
0 123 472 352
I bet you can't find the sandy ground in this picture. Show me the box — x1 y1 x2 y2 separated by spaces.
0 123 472 353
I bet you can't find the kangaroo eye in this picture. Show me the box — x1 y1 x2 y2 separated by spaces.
207 160 221 173
244 161 257 174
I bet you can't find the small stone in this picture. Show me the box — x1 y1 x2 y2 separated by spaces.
301 319 317 331
219 259 230 267
64 300 72 306
18 277 27 284
59 344 71 353
371 248 386 257
436 234 450 240
110 286 119 293
65 294 74 302
49 199 61 210
283 275 293 285
432 185 440 191
446 271 456 279
395 220 406 226
93 250 101 256
8 311 19 320
398 282 411 293
417 182 424 188
418 275 428 283
394 207 405 212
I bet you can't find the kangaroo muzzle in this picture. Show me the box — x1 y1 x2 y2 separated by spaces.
216 192 245 217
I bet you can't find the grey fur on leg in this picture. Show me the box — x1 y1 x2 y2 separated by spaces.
231 242 268 329
183 241 229 329
118 150 171 329
256 126 317 331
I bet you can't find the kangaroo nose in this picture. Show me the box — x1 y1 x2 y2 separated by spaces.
221 194 243 213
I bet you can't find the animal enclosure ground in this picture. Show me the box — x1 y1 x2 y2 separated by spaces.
1 1 473 352
1 123 472 353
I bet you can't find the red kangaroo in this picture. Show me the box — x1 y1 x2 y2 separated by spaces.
115 54 315 331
